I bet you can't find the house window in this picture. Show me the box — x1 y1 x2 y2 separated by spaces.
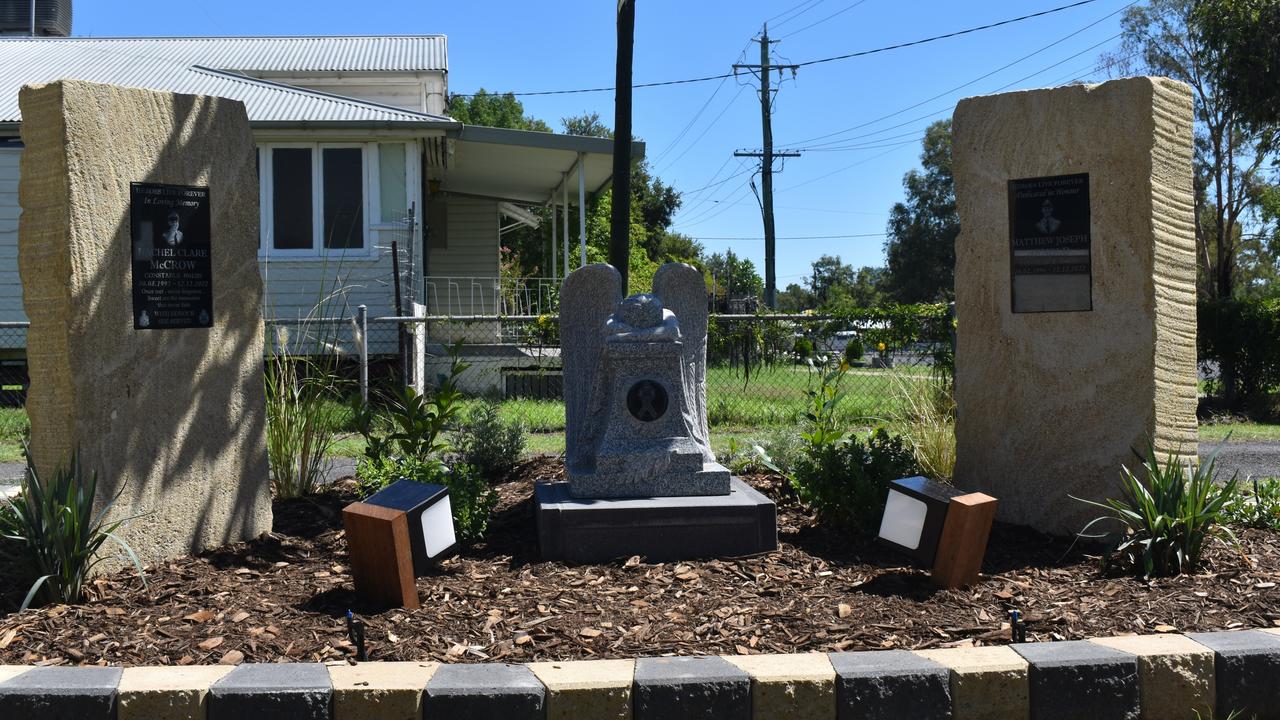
260 143 369 255
259 141 414 256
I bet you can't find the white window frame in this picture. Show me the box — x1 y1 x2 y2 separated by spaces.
258 142 375 259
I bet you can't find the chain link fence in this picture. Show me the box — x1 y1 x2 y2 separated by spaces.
0 309 954 431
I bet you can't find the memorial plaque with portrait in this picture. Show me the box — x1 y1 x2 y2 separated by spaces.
130 183 213 330
1007 173 1092 313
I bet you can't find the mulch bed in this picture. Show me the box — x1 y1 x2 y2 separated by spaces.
2 456 1279 666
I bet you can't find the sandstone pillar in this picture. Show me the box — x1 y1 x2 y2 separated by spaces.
952 77 1198 535
18 80 270 566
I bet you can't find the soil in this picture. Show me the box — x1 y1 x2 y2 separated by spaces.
2 456 1279 667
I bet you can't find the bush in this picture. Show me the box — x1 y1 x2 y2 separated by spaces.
843 338 864 364
888 371 956 482
265 353 345 499
793 337 814 359
454 400 527 479
1 448 145 609
1199 298 1280 415
355 455 495 544
790 428 920 532
354 351 496 543
1076 440 1239 577
758 360 920 531
1222 477 1280 530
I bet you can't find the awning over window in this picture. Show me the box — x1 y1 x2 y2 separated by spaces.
434 125 645 206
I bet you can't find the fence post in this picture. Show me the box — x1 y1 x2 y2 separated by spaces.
357 305 369 407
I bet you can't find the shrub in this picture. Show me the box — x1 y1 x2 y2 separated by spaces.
0 447 145 609
355 455 495 544
355 351 496 543
793 337 814 359
1198 298 1280 415
843 338 864 364
759 360 920 531
1076 440 1239 577
1222 477 1280 530
789 428 920 532
455 399 527 479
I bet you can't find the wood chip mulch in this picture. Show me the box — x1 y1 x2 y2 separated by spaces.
2 456 1279 667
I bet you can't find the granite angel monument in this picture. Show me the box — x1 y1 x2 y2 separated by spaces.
561 262 731 499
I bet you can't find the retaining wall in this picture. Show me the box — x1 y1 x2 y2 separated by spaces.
2 629 1279 719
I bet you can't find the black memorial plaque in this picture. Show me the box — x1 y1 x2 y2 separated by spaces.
1008 173 1092 313
130 183 213 330
627 380 668 422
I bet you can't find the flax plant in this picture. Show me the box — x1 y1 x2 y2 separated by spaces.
0 446 145 610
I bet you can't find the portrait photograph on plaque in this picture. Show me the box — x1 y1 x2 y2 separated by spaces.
1007 173 1092 313
130 183 213 330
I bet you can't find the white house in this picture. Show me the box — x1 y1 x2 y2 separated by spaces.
0 34 635 363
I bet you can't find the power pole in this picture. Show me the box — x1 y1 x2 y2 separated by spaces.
610 0 636 293
734 24 799 310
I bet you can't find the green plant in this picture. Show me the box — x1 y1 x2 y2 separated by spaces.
354 351 468 466
759 361 920 531
265 353 344 499
0 447 145 610
793 337 814 359
887 371 956 482
454 399 527 479
843 338 864 364
1076 440 1240 578
1222 476 1280 529
355 455 495 543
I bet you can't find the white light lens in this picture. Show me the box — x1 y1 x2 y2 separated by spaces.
879 489 928 550
421 496 456 558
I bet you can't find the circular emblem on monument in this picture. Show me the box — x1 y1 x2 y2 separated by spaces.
626 379 668 422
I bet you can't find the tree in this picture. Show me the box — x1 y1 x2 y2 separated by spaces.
705 250 763 310
881 120 958 303
806 255 858 306
1110 0 1278 299
777 283 816 313
447 90 552 132
1194 0 1280 128
828 267 887 310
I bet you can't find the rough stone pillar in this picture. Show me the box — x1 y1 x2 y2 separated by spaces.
18 80 270 567
952 77 1198 535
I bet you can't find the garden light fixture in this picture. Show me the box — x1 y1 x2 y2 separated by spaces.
878 476 998 589
365 479 457 575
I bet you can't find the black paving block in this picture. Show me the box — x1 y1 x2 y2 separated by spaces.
633 655 751 720
423 662 546 720
1013 640 1139 720
829 649 951 720
1187 630 1280 720
208 662 331 720
0 666 121 720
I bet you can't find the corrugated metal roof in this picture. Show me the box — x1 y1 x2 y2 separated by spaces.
0 37 455 125
0 35 447 73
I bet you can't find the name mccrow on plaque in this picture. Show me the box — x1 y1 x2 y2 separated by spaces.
130 183 213 329
1008 173 1092 313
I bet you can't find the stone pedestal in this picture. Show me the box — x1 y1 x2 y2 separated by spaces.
951 77 1198 535
18 80 271 568
536 478 777 564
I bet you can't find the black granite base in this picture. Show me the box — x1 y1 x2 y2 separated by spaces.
534 477 778 563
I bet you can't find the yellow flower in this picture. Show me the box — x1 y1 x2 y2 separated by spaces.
877 342 886 352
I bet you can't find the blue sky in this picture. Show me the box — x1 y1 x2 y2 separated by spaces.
74 0 1135 289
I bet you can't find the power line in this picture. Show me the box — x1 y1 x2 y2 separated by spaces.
783 0 1135 148
452 0 1101 97
766 0 828 27
655 84 751 175
692 233 887 240
779 0 874 39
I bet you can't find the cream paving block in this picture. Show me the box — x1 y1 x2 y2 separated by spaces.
118 665 234 720
528 658 634 720
328 661 437 720
916 645 1029 720
724 652 836 720
0 666 30 684
1092 634 1215 719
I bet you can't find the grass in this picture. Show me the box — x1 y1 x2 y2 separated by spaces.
1199 422 1280 442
